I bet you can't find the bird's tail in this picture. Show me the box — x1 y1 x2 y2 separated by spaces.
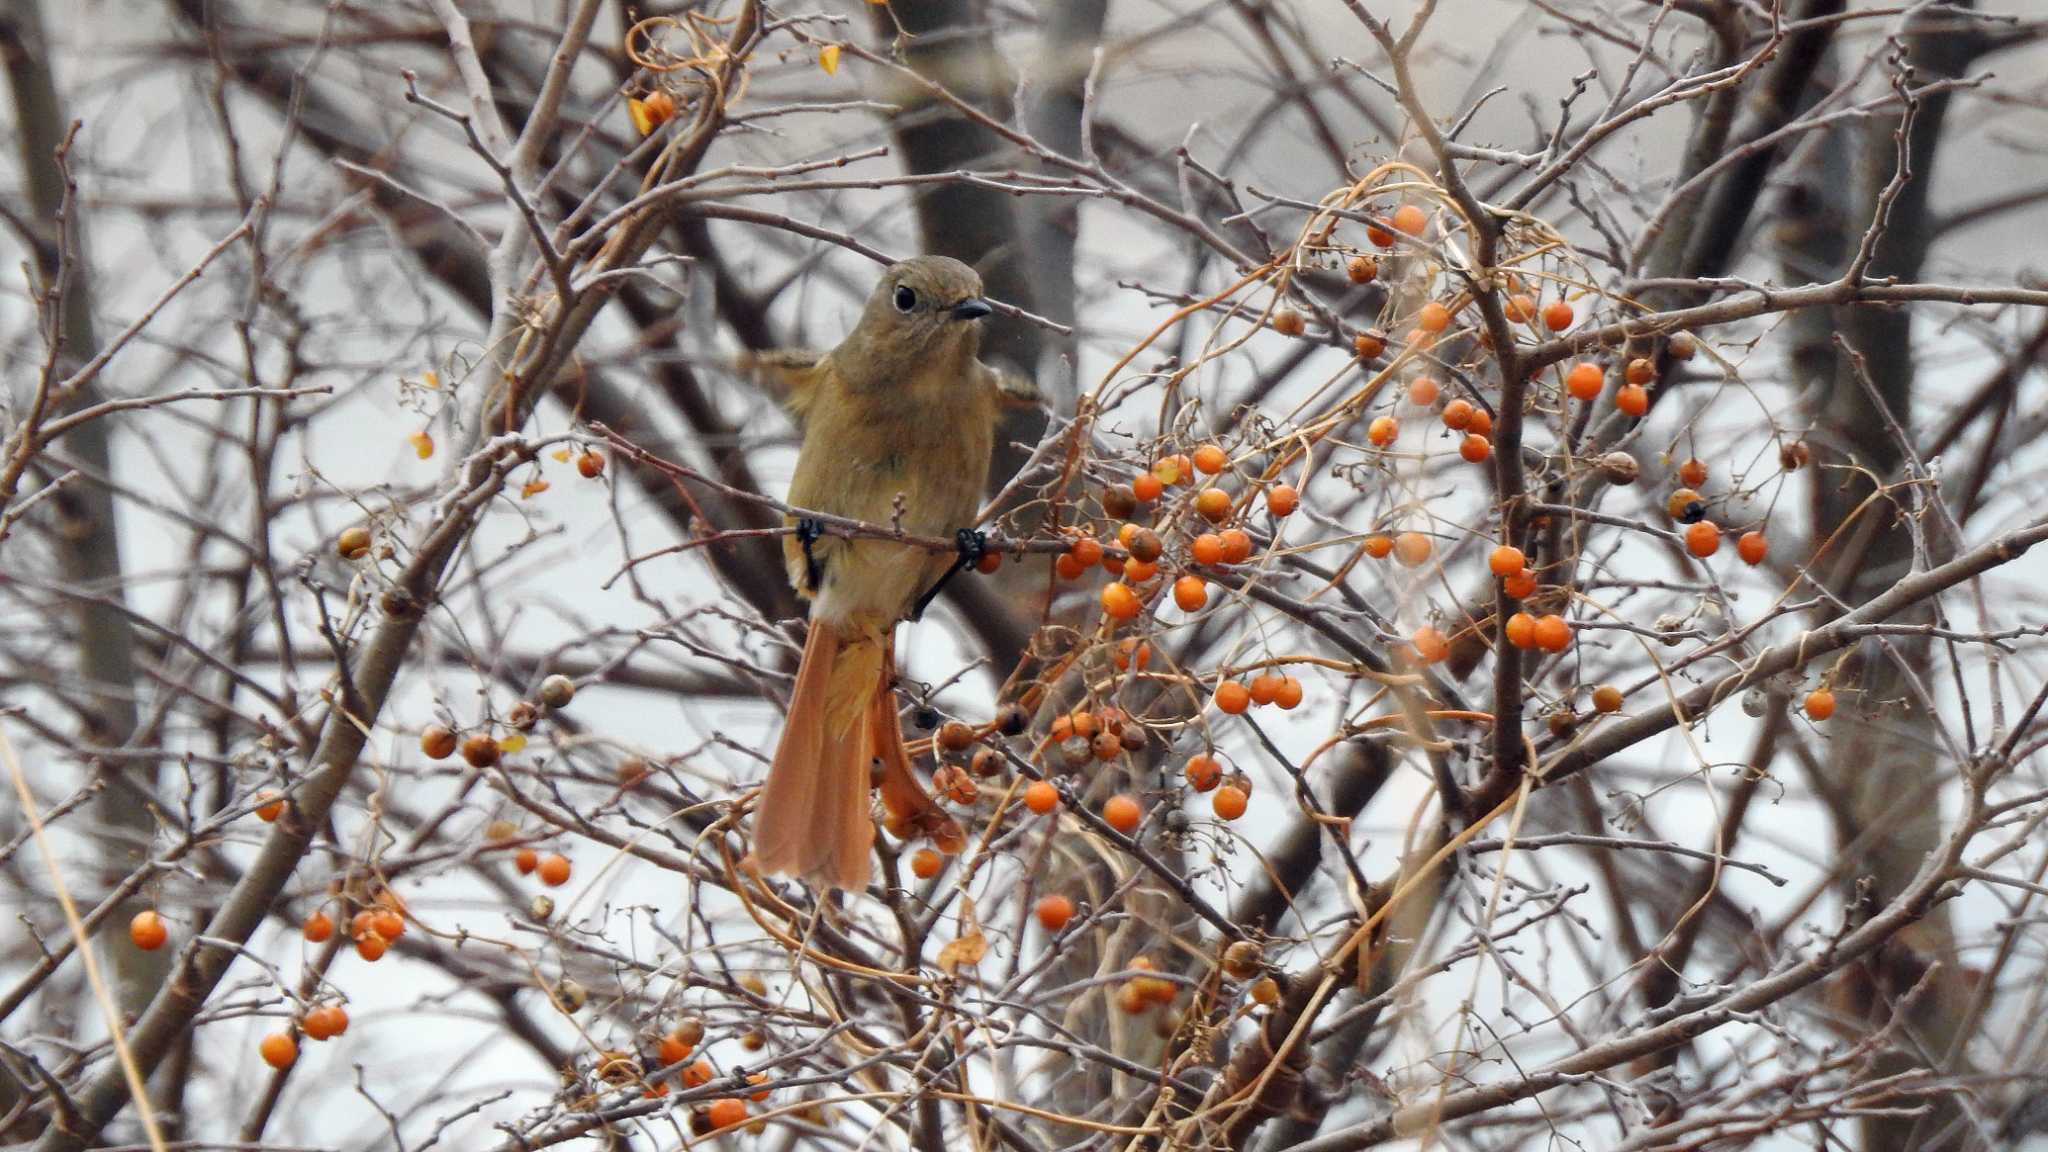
751 623 964 889
752 618 876 890
872 639 965 855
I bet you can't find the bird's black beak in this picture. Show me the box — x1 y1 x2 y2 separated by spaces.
950 298 993 322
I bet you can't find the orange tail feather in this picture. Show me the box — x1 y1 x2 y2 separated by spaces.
871 645 965 854
752 620 874 890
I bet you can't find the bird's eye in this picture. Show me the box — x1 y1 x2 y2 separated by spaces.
893 285 918 313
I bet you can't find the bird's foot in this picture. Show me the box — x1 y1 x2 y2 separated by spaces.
910 529 988 621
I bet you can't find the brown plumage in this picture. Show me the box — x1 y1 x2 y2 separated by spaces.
750 256 1003 890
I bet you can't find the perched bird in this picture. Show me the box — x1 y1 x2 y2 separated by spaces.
750 255 1007 891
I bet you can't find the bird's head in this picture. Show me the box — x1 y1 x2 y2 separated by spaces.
843 256 992 378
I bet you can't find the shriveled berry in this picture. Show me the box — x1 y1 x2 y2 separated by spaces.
460 734 500 768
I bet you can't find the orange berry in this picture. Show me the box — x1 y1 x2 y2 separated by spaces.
910 848 943 879
1102 794 1142 835
1533 614 1572 653
1363 534 1393 559
1273 676 1303 710
1542 299 1574 332
1069 710 1100 739
1626 358 1656 385
1738 530 1769 565
1392 204 1428 235
1394 532 1433 568
1354 330 1386 359
1407 376 1441 406
976 549 1002 574
1368 415 1398 447
576 451 606 478
1460 434 1492 464
254 790 285 822
1184 754 1222 793
1110 641 1152 677
1214 680 1252 714
304 1004 349 1041
1804 689 1836 721
1615 383 1649 417
259 1031 298 1070
1685 520 1721 558
706 1099 747 1129
1367 222 1395 248
354 932 388 962
748 1072 772 1102
129 910 168 951
1193 444 1228 474
1067 537 1103 568
1347 255 1379 283
680 1059 714 1090
1191 533 1225 566
1566 362 1604 402
1248 673 1283 706
1132 472 1163 502
514 847 539 875
1466 407 1493 437
1504 293 1536 324
1678 457 1708 487
1441 399 1474 430
1024 780 1059 815
1266 484 1299 518
459 733 500 768
1122 558 1158 583
420 724 457 760
1503 570 1538 599
538 853 571 887
1173 575 1208 612
1054 553 1085 580
1212 785 1249 821
1161 454 1194 485
1592 685 1625 713
657 1032 696 1066
1035 894 1075 932
1272 308 1305 336
1417 300 1451 334
303 910 334 943
1100 582 1141 620
1504 612 1537 649
1488 545 1526 577
1412 626 1450 665
1219 528 1254 563
370 909 405 941
1196 487 1232 522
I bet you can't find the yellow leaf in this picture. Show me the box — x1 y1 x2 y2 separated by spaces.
937 896 987 974
521 477 551 499
550 447 572 463
818 44 840 75
408 431 434 459
497 733 527 755
421 369 439 390
627 96 656 137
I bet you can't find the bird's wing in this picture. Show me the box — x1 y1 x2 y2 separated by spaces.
978 360 1042 408
739 347 830 421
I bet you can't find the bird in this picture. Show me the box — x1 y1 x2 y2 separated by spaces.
748 255 1008 891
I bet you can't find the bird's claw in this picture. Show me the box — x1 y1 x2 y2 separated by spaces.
910 529 989 622
796 517 824 594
